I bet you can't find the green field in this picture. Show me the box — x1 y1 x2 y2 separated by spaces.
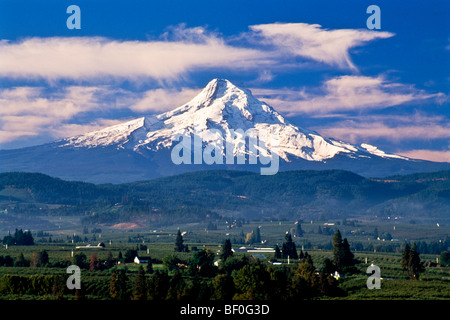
0 218 448 300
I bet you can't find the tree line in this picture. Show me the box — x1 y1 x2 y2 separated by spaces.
102 229 360 300
2 229 34 246
0 229 429 299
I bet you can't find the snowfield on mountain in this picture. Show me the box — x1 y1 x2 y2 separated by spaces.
0 79 448 183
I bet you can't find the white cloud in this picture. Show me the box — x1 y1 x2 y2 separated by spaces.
249 23 394 70
0 23 397 82
253 75 443 116
315 121 450 143
309 114 450 163
0 84 203 144
0 33 267 81
0 86 114 144
397 149 450 163
0 86 101 118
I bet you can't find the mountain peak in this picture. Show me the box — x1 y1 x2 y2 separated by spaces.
186 78 254 109
58 78 408 163
4 78 446 184
205 78 239 93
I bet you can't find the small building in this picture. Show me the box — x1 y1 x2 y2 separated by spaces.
233 246 254 252
75 242 105 249
134 256 150 264
233 247 274 253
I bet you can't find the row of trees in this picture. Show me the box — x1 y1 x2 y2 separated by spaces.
78 232 348 300
0 229 431 299
2 229 34 246
0 247 342 300
111 255 342 301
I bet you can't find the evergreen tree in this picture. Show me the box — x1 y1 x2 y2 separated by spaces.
148 270 170 300
146 257 154 274
254 227 261 243
132 265 148 300
40 250 49 266
282 233 298 259
332 230 355 271
274 245 281 259
110 269 120 299
106 251 115 268
408 243 424 280
167 271 187 300
296 222 304 237
174 229 185 252
401 243 411 272
342 238 355 267
332 230 345 271
110 269 129 300
220 239 233 262
401 243 424 280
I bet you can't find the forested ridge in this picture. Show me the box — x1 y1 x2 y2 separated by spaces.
0 169 448 224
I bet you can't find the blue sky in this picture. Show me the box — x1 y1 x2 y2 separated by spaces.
0 0 448 162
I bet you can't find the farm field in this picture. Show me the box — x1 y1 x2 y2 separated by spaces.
0 219 448 301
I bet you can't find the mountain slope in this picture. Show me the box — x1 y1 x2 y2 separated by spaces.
59 79 407 162
0 170 448 227
0 79 449 183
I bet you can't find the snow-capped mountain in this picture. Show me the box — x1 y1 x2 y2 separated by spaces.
59 79 405 162
1 79 448 183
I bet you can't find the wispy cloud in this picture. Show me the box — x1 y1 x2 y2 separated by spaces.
0 23 396 82
0 31 267 81
315 120 450 143
0 86 101 117
0 86 119 144
397 149 450 163
310 114 450 163
249 23 394 71
0 84 201 144
0 22 446 160
253 75 445 116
